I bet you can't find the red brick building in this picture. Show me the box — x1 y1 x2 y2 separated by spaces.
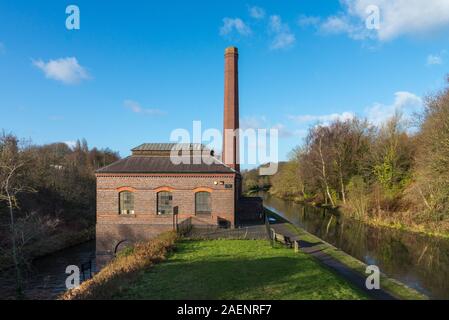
95 47 262 257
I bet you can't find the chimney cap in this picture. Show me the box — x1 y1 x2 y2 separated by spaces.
225 46 238 55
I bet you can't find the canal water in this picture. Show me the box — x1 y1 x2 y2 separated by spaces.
0 241 96 300
262 193 449 299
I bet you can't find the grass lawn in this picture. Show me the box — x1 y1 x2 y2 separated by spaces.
117 239 368 300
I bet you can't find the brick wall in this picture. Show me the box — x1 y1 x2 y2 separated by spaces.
95 173 237 254
96 222 174 252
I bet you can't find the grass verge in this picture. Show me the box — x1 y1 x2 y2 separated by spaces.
116 239 368 300
60 231 177 300
361 216 449 239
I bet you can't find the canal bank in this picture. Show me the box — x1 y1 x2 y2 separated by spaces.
265 208 426 300
0 240 96 300
262 192 449 299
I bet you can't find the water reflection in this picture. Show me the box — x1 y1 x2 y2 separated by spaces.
0 241 96 300
262 193 449 299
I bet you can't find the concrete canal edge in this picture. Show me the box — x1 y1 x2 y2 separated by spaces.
264 208 428 300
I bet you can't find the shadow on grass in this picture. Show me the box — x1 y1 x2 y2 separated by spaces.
120 252 365 300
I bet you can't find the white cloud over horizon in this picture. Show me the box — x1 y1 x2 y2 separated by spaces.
64 141 77 149
123 99 165 116
288 112 355 125
240 115 302 139
365 91 423 126
32 57 90 85
287 92 422 128
271 123 306 138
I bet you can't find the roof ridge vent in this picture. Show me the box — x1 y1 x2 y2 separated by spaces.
131 143 213 156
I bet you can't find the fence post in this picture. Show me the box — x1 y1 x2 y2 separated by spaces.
270 228 276 247
173 206 179 232
294 240 299 253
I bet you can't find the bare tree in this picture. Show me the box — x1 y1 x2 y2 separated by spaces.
0 134 33 298
304 126 336 207
329 119 371 205
318 134 335 207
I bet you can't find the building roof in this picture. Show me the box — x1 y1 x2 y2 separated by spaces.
132 143 209 152
96 155 236 174
131 143 214 157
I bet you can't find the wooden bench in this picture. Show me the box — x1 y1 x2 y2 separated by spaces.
272 231 293 248
284 236 293 248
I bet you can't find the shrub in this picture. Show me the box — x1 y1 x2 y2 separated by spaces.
346 176 369 219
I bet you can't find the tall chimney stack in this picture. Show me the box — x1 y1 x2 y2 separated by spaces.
223 46 240 172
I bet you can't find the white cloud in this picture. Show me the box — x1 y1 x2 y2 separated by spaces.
321 16 352 33
427 51 446 66
297 15 321 27
288 112 355 125
365 91 422 125
219 12 296 50
319 14 371 40
64 141 77 149
271 123 301 138
287 92 423 129
269 15 296 50
240 116 267 130
32 57 89 84
323 0 449 41
124 99 165 116
220 18 252 37
269 15 284 33
249 6 265 19
427 54 443 65
271 33 296 50
240 116 301 139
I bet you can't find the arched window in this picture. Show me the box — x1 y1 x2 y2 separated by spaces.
195 192 211 215
157 192 173 215
119 191 134 215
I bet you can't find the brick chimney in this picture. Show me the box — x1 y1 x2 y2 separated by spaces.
223 46 240 172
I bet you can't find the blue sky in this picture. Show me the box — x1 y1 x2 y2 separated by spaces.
1 0 449 167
